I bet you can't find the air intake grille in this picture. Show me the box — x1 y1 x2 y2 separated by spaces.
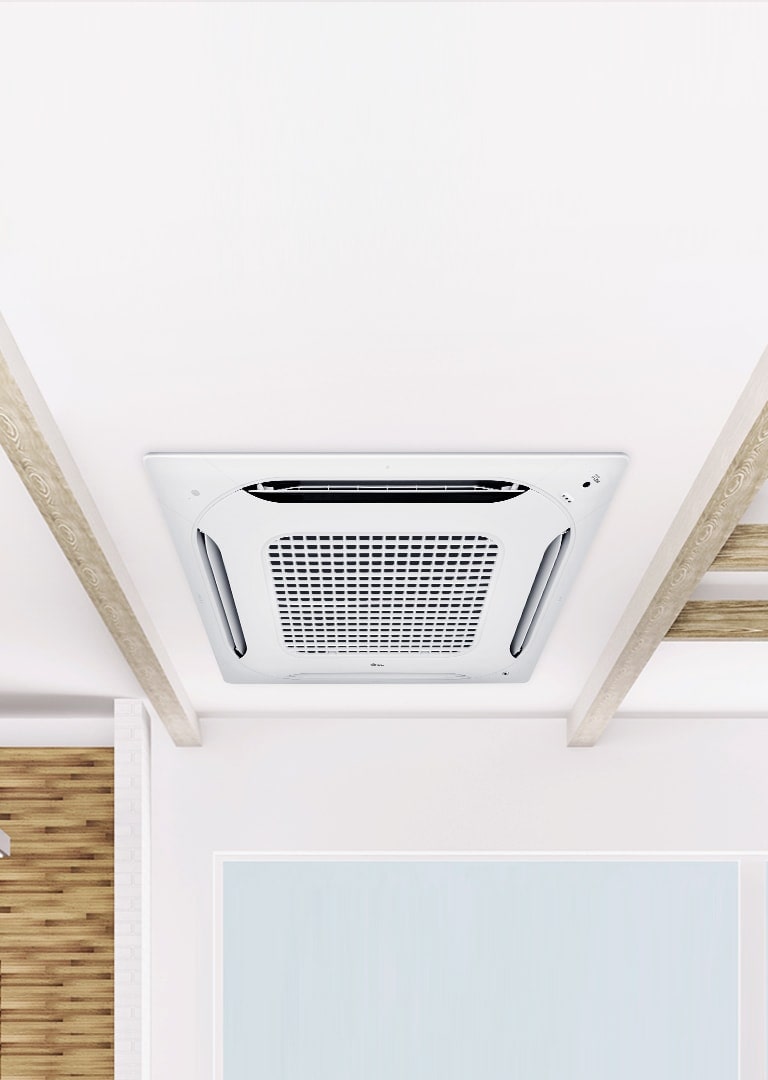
267 535 500 654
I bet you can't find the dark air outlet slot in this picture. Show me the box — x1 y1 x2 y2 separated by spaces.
244 480 528 504
510 530 571 659
197 531 247 658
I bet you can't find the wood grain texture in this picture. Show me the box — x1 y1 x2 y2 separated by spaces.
0 315 200 746
666 600 768 639
0 749 113 1078
568 344 768 746
710 524 768 570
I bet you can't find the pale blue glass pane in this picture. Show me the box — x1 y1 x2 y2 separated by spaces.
223 861 737 1080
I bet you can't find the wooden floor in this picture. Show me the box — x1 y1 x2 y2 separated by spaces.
0 749 114 1079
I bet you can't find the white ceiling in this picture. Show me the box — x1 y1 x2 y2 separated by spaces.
1 2 768 722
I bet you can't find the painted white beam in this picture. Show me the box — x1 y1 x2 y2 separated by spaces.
0 314 200 746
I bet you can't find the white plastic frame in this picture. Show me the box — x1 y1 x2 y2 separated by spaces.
146 453 627 683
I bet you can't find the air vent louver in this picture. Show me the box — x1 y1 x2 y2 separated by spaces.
267 534 500 654
286 672 469 682
246 480 527 503
197 531 247 658
510 529 570 658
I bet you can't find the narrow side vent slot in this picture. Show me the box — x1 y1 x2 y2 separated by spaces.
245 480 528 503
197 531 247 658
286 673 469 683
510 530 571 658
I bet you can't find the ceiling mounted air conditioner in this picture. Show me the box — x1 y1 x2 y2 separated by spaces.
145 453 627 683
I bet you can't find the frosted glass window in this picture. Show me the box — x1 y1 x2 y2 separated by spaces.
222 860 737 1080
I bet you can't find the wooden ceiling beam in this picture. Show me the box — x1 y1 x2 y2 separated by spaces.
710 524 768 570
568 345 768 747
666 600 768 640
0 315 201 747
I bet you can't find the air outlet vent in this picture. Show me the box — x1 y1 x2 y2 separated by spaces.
197 531 247 658
267 534 499 654
510 529 570 658
145 452 628 683
286 673 469 682
246 480 527 503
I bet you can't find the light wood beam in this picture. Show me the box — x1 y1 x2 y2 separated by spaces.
0 315 201 747
568 344 768 746
666 600 768 639
710 524 768 570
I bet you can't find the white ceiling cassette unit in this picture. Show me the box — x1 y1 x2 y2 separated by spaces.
146 453 627 683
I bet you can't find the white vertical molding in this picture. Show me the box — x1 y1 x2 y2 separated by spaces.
114 699 151 1080
740 860 767 1080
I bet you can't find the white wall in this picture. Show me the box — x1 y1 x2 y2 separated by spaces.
151 713 768 1080
0 714 113 746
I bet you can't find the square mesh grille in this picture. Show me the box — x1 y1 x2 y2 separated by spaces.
267 534 500 654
